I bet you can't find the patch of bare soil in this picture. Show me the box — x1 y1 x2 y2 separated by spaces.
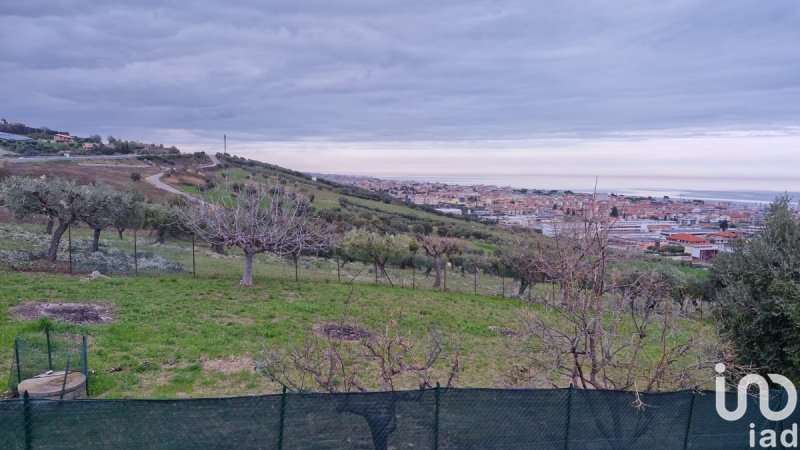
200 357 254 374
313 322 374 341
10 302 116 324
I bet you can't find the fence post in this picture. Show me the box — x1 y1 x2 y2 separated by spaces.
564 384 573 450
14 336 22 387
277 386 287 450
68 224 73 274
46 326 53 371
336 253 341 284
434 382 441 450
683 391 696 450
23 391 32 450
191 234 196 277
82 335 89 396
59 353 72 400
133 228 138 276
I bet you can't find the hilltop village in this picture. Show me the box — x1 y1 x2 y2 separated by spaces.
321 174 785 264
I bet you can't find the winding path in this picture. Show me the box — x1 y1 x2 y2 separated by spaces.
145 153 220 204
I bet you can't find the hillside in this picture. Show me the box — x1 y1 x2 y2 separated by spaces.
0 151 716 399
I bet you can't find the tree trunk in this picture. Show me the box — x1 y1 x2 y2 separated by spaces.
517 280 530 299
156 228 166 245
91 228 102 252
45 218 54 235
46 220 70 262
241 252 255 286
432 257 442 288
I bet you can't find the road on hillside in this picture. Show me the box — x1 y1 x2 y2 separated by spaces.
4 154 151 164
145 153 220 204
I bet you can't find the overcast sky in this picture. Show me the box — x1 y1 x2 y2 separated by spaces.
2 0 799 183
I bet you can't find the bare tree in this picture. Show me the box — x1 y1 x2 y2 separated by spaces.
178 183 333 286
417 236 462 289
256 317 460 450
502 217 736 394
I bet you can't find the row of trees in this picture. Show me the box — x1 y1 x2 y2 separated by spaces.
0 176 182 261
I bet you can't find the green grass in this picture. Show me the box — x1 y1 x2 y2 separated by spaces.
0 221 716 399
0 271 525 398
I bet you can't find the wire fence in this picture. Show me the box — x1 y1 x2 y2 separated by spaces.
0 386 790 449
0 223 520 298
9 329 89 395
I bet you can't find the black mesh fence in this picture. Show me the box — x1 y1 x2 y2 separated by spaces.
0 387 793 449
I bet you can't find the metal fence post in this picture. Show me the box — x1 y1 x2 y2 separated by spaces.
336 253 341 284
133 228 138 276
46 326 52 371
473 269 477 295
683 391 696 450
14 336 22 386
59 353 72 400
67 224 73 274
434 382 441 450
277 386 287 450
23 391 33 450
564 384 573 450
191 234 196 277
82 335 89 396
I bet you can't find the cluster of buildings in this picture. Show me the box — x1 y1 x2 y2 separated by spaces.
322 174 789 265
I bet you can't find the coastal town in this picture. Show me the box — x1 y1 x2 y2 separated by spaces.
321 174 791 264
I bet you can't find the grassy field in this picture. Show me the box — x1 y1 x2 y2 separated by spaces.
0 270 529 398
0 157 716 400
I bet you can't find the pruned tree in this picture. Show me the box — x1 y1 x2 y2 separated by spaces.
113 190 146 239
81 183 136 252
502 238 550 299
0 176 92 261
178 183 333 286
417 236 462 289
342 228 411 285
143 202 177 245
503 217 736 394
256 317 460 450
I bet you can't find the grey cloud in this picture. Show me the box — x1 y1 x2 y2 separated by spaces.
1 0 798 142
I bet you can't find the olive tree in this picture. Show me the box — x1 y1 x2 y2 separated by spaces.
342 228 411 285
0 176 91 261
417 236 462 289
713 196 800 379
81 183 137 252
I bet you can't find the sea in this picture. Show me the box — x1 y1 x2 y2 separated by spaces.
371 173 800 205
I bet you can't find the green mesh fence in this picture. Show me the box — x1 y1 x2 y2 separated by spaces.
9 330 88 393
0 387 794 449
